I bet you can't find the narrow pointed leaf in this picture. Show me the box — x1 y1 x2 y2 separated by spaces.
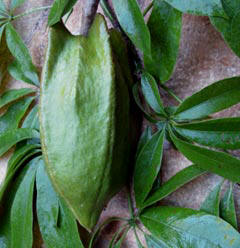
36 160 84 248
136 126 152 158
174 77 240 120
10 157 39 248
141 206 240 248
169 128 240 183
200 180 224 216
148 0 182 83
10 0 26 11
5 23 39 86
0 148 41 202
133 84 157 123
0 157 35 248
0 97 34 135
220 183 238 229
0 88 35 109
163 0 226 17
22 105 39 130
48 0 78 26
0 24 6 44
0 128 40 157
174 117 240 149
143 165 206 208
8 60 39 85
112 0 151 57
141 72 166 116
134 128 165 207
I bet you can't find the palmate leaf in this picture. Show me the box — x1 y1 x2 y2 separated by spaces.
5 23 39 86
142 165 206 208
169 127 240 183
148 0 182 83
36 160 84 248
174 117 240 149
220 183 238 229
200 179 224 216
174 77 240 120
10 157 40 248
140 206 240 248
134 127 165 207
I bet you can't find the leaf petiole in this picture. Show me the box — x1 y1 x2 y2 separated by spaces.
11 6 51 21
160 84 182 104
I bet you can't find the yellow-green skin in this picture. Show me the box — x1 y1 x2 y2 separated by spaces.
40 15 130 230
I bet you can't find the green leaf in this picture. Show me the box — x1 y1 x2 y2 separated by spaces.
10 0 26 11
0 97 34 135
0 24 6 44
169 128 240 183
163 0 226 17
210 0 240 58
0 157 35 248
22 105 39 130
220 183 238 229
174 77 240 120
113 227 130 248
141 206 240 248
148 0 182 83
36 160 84 248
0 88 35 109
10 157 39 248
174 117 240 149
145 234 169 248
8 60 39 85
141 72 166 116
48 0 78 26
143 165 206 208
109 29 133 88
0 145 41 202
136 126 152 158
221 0 240 18
5 23 39 86
132 84 157 123
0 1 6 11
229 11 240 57
0 128 39 157
134 128 165 207
112 0 151 57
200 180 224 216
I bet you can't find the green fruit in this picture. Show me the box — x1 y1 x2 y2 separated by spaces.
40 14 130 230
